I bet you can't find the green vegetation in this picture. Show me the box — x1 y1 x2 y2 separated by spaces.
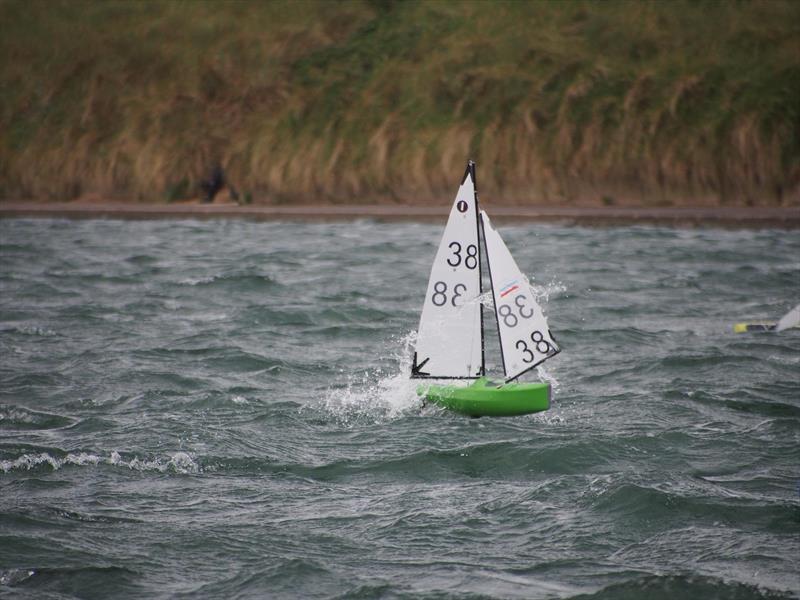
1 0 798 205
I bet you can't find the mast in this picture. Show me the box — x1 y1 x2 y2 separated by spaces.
470 160 486 377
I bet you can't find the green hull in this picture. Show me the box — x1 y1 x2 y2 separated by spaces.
417 377 550 417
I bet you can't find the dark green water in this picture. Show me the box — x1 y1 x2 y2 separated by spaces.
1 218 798 599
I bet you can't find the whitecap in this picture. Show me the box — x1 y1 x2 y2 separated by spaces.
14 325 57 337
0 569 36 586
0 450 200 474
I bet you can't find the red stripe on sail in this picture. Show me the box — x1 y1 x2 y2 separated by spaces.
500 285 519 298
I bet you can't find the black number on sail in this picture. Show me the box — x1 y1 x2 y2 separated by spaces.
447 242 461 267
432 281 468 307
446 242 478 270
531 330 551 354
515 294 534 319
499 305 518 328
516 331 552 364
451 283 466 306
432 281 447 306
516 340 534 363
465 244 478 269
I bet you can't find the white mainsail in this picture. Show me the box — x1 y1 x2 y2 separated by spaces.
775 303 800 332
413 162 484 378
481 210 559 381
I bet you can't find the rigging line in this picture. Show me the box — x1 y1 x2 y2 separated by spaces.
471 160 486 377
504 345 561 383
480 211 508 379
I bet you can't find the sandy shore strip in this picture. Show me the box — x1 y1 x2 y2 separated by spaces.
1 201 799 228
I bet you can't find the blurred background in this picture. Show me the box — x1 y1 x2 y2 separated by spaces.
1 0 798 206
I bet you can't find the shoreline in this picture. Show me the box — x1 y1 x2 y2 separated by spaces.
1 201 799 228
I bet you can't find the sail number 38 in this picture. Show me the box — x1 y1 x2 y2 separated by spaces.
447 242 478 269
498 295 535 327
516 331 552 363
432 281 467 307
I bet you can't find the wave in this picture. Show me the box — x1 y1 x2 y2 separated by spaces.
0 324 59 337
588 479 799 534
195 437 606 482
567 574 793 599
133 346 286 374
0 566 140 596
125 253 157 265
0 405 74 430
174 558 335 598
179 272 278 291
0 450 200 475
0 569 36 588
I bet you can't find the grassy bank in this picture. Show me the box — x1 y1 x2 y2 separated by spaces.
1 0 799 206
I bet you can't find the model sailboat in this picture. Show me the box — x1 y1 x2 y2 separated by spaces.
412 160 560 416
733 303 800 333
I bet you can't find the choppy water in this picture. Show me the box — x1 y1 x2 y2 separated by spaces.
1 217 798 599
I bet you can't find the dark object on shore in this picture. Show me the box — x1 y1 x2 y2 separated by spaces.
200 165 224 203
200 165 239 203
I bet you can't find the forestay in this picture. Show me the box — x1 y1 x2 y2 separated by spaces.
412 163 483 378
481 211 559 381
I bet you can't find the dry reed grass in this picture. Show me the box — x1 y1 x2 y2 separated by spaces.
0 0 798 206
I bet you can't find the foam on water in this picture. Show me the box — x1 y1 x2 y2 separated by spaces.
0 450 200 474
0 405 74 429
0 569 36 586
5 324 58 337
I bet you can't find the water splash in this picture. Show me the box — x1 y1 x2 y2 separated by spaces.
472 275 566 311
477 290 494 309
536 364 560 394
320 331 422 425
527 276 567 306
